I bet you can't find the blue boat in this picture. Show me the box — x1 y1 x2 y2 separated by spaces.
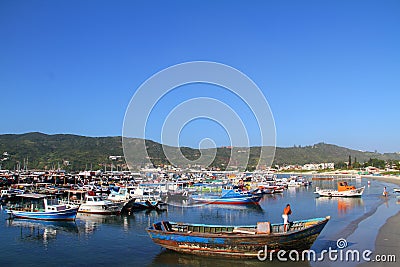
192 189 261 205
147 216 330 258
5 193 79 221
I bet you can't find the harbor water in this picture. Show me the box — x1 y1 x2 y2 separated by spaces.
1 178 398 267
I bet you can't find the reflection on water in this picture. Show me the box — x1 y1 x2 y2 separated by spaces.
76 213 123 224
337 198 363 215
7 214 135 244
198 204 264 225
6 219 78 245
76 210 167 234
76 213 126 234
150 249 312 267
77 213 110 234
315 197 364 215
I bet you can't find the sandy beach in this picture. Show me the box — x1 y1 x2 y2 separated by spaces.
359 176 400 266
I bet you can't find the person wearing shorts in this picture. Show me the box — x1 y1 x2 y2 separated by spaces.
282 204 292 232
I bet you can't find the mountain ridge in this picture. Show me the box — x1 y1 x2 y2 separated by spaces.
0 132 399 171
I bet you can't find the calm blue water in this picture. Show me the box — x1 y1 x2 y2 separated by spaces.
1 178 398 267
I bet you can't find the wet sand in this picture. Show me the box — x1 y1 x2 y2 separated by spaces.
359 176 400 266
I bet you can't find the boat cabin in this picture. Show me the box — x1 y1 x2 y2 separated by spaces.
43 198 68 212
85 195 103 203
9 194 65 212
337 181 356 192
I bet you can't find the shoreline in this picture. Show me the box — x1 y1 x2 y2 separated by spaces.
359 176 400 266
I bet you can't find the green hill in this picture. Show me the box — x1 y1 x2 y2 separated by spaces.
0 133 398 171
0 132 122 171
273 143 399 165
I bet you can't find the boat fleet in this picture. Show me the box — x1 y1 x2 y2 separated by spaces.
1 169 376 258
1 171 369 221
1 172 313 219
2 184 165 219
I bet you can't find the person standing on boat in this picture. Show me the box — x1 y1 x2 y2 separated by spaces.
282 204 292 232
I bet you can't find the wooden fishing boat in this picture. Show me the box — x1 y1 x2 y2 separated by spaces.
5 194 78 221
314 181 365 197
147 216 330 258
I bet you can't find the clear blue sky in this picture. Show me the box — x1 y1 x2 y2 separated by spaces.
1 0 399 152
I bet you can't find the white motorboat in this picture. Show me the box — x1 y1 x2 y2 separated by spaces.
107 187 131 202
78 194 123 215
61 190 123 215
314 182 365 197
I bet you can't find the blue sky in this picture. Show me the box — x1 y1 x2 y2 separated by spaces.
1 0 399 152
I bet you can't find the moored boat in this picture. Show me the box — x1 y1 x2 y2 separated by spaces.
127 186 163 211
287 176 311 187
147 216 330 258
60 190 123 215
125 199 161 211
192 189 261 205
5 193 78 221
78 194 123 215
314 181 365 197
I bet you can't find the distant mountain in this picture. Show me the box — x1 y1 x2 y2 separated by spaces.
0 132 122 171
0 133 399 171
273 143 400 165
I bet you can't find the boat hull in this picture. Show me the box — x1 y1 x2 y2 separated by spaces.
196 199 258 205
6 207 79 221
191 197 261 205
78 210 120 215
77 199 123 215
192 189 262 205
147 217 329 258
78 205 121 215
125 200 160 211
192 196 261 205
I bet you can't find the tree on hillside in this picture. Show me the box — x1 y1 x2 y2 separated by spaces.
336 161 347 169
348 155 352 169
353 162 362 169
364 158 386 169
